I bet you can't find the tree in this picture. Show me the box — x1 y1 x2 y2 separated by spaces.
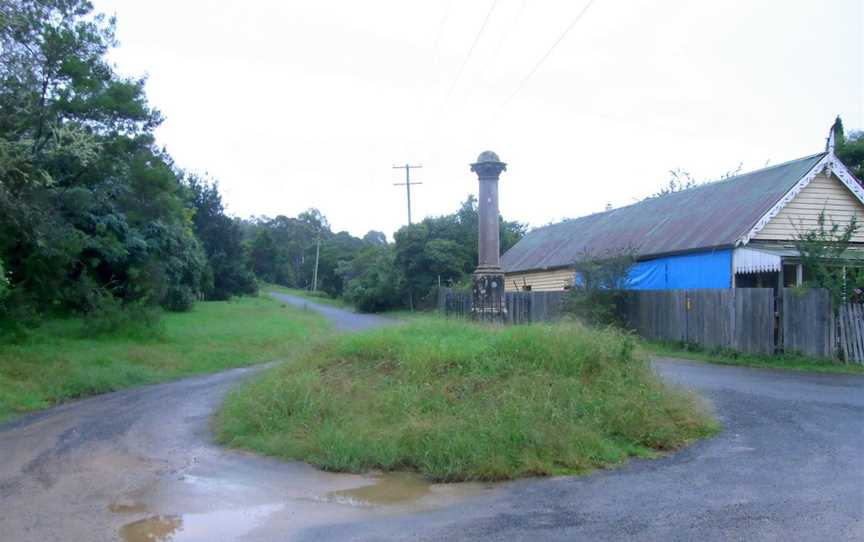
833 116 864 181
794 210 864 307
363 230 388 246
565 248 636 327
650 165 742 199
338 245 403 312
185 174 256 300
0 0 206 315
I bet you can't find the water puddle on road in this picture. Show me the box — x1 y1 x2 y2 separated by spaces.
118 504 283 542
324 471 433 506
323 471 494 508
112 465 496 540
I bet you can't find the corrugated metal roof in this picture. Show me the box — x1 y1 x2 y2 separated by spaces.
502 153 826 273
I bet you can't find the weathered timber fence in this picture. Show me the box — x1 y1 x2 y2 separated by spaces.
623 289 775 355
838 302 864 363
439 289 566 324
439 287 863 364
780 288 834 359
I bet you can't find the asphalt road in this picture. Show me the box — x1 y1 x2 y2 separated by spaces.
1 293 862 541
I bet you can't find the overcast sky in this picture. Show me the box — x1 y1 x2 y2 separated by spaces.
93 0 862 238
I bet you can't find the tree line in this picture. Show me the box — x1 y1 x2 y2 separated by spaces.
0 0 524 336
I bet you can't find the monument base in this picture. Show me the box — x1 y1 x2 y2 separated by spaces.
471 269 507 323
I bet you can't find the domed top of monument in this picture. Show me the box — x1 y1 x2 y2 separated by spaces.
476 150 501 163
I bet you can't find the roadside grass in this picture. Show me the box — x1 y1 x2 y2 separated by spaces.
216 319 718 482
264 283 350 309
0 295 328 422
643 341 864 375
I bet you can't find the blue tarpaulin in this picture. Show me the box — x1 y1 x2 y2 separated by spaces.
627 249 732 290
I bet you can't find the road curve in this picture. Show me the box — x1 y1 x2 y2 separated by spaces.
0 294 862 541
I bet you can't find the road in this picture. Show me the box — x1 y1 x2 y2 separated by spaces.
0 293 861 541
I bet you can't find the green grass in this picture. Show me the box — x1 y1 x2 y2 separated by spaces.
0 295 329 422
643 341 864 375
216 319 718 482
264 283 351 309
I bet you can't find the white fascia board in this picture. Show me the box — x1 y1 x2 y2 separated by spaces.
736 152 864 247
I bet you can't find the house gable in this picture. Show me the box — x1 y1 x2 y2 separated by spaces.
754 171 864 243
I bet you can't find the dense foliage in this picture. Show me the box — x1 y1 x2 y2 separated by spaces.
564 248 636 326
0 0 215 324
794 210 864 306
833 116 864 181
246 196 525 312
0 1 524 323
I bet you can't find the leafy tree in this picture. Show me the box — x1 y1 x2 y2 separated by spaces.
833 116 864 181
362 230 388 246
185 174 256 300
565 248 636 327
0 0 206 316
794 210 864 307
339 245 403 312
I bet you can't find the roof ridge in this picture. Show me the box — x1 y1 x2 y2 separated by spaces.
524 151 826 233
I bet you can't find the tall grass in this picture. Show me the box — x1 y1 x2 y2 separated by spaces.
217 319 718 481
0 296 328 422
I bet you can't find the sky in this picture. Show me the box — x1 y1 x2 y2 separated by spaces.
92 0 863 238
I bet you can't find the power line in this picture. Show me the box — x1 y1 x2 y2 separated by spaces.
442 0 499 104
393 164 423 225
498 0 596 111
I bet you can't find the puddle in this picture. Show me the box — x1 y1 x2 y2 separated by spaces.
118 503 283 542
326 471 432 506
120 515 182 542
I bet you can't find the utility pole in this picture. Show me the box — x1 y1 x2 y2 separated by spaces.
393 164 422 225
311 231 320 292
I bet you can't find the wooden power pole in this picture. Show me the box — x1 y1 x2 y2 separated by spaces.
393 164 422 225
311 231 320 292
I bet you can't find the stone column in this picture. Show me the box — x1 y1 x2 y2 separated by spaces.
470 151 507 322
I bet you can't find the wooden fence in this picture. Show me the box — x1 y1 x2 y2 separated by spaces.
839 303 864 363
439 289 567 324
439 287 863 364
623 289 775 355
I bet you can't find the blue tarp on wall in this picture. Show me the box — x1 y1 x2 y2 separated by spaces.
627 249 732 290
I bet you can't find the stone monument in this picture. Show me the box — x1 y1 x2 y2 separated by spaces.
470 151 507 322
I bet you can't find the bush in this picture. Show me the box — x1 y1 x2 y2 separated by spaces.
81 287 163 339
564 248 636 327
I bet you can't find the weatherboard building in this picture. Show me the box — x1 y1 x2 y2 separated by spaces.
501 135 864 292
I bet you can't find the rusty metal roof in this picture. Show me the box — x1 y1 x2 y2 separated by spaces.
502 152 826 273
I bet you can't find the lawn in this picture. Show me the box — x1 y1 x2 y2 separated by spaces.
0 295 328 422
216 319 718 482
643 341 864 375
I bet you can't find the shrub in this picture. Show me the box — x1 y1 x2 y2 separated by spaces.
80 287 163 339
564 248 636 327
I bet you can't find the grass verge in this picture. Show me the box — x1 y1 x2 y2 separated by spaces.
0 295 328 422
216 319 718 482
643 341 864 375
